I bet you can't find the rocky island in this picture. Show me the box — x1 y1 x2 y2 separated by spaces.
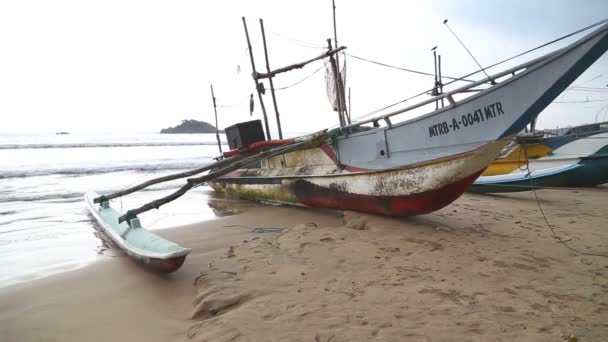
160 119 221 134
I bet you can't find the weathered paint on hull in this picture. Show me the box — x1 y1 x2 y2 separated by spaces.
209 25 608 215
210 141 505 216
292 169 484 216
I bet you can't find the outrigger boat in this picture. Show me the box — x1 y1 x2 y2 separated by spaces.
85 192 191 272
469 130 608 193
209 22 608 215
86 19 608 272
481 121 608 176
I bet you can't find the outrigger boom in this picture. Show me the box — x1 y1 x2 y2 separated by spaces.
85 131 330 271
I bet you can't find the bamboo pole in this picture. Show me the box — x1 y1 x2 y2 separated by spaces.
242 16 272 140
93 153 250 204
259 19 283 140
438 55 445 108
348 87 351 122
332 0 349 125
327 39 345 127
254 46 346 80
117 131 330 223
210 84 223 153
432 48 439 110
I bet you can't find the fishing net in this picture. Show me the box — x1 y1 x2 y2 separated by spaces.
325 54 347 112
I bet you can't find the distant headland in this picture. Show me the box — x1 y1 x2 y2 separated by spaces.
160 119 222 134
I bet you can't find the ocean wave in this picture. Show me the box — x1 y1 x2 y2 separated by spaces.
0 141 226 150
0 192 83 204
0 161 212 179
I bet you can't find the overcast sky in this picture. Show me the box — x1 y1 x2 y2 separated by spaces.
1 0 608 134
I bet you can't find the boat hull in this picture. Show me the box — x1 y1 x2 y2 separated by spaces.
85 192 191 273
210 141 505 216
210 22 608 214
470 132 608 193
483 130 608 175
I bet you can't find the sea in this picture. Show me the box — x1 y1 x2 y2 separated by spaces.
0 132 240 288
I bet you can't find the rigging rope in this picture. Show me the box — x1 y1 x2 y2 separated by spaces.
265 63 326 91
347 18 608 124
217 95 251 108
552 99 608 103
520 140 608 257
441 18 608 88
346 53 476 83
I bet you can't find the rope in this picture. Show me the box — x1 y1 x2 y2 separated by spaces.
441 18 608 88
268 31 326 49
348 87 431 123
552 99 608 103
573 70 608 86
520 140 608 257
346 53 476 83
476 183 608 192
217 95 250 108
347 18 608 124
265 63 326 91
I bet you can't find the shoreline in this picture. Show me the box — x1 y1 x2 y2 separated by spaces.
1 190 607 341
0 206 342 342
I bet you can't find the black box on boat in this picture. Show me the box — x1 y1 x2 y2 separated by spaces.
225 120 266 150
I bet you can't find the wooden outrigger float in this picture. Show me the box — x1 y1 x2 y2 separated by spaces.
85 192 191 273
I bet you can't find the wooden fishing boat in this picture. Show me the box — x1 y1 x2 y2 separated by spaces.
85 192 191 272
482 123 608 175
209 22 608 215
470 131 608 193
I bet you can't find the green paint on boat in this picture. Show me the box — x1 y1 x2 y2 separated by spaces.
469 156 608 193
85 192 191 272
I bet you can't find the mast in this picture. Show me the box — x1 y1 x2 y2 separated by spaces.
210 84 222 154
348 87 351 118
431 46 439 109
438 54 445 107
328 39 345 127
332 0 349 125
242 17 272 140
259 19 283 139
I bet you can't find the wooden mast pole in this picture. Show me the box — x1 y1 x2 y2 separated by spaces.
255 46 345 79
259 19 283 140
438 54 445 107
432 47 439 110
348 87 351 119
327 39 344 127
332 0 349 125
210 84 222 154
242 16 272 140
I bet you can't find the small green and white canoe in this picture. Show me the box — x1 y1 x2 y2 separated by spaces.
85 192 191 272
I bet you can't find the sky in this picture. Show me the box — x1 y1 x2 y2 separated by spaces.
1 0 608 135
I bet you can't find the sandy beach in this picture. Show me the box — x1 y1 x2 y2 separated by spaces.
1 189 607 341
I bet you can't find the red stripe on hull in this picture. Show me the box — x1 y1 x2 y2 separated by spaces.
294 169 484 216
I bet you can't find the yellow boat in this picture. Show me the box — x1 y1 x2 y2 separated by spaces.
483 122 608 176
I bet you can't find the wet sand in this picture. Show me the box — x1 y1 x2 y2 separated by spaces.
0 207 342 342
1 189 607 341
